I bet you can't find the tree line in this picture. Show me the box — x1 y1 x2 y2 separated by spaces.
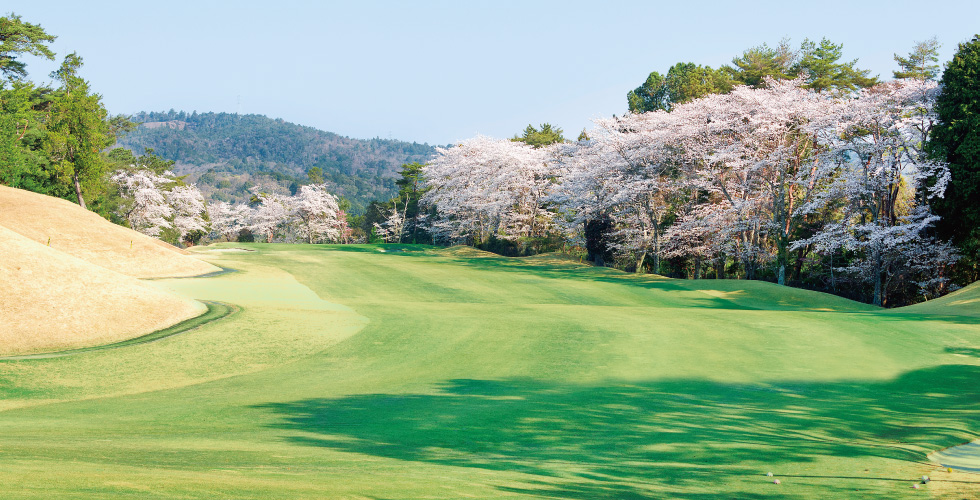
405 36 980 307
3 13 978 306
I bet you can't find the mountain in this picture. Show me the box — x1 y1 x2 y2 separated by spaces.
117 111 439 213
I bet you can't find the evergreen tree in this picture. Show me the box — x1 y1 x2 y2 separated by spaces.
793 38 877 93
929 35 980 280
513 123 564 147
44 53 117 209
627 63 733 113
728 39 795 88
0 13 55 79
893 37 942 80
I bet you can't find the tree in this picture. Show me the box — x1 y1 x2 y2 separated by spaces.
293 183 343 243
513 123 564 148
167 185 209 245
423 137 554 245
250 192 293 243
110 169 174 238
627 63 733 113
0 13 55 80
794 38 878 94
0 80 55 193
208 201 252 241
392 162 429 243
798 79 951 305
44 53 117 209
627 71 668 113
728 39 796 88
0 14 56 194
307 166 325 184
894 37 941 80
929 34 980 280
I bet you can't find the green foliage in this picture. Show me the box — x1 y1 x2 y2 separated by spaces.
43 52 118 209
728 39 795 88
106 147 175 175
627 63 733 113
929 34 980 279
0 13 55 79
628 37 878 112
894 37 941 80
0 80 55 193
794 38 878 93
307 165 324 184
512 123 564 147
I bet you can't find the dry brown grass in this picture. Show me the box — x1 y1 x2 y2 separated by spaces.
0 226 204 355
0 185 219 278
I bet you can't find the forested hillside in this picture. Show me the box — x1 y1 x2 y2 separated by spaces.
118 111 437 212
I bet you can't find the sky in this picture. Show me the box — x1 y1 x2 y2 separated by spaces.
10 0 980 146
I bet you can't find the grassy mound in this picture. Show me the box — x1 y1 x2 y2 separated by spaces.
0 226 205 355
898 281 980 318
0 185 219 278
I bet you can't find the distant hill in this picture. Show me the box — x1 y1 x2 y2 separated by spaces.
117 111 438 213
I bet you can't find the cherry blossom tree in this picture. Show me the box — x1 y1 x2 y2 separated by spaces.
167 184 209 245
208 201 253 241
373 206 405 243
795 79 952 305
423 136 556 245
111 169 174 238
293 184 344 243
250 192 293 243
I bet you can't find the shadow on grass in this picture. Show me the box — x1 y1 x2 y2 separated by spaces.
945 347 980 358
255 365 980 499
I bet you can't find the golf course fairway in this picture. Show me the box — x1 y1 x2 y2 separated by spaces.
1 243 978 499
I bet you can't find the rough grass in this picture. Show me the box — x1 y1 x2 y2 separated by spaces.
0 185 219 278
0 242 977 499
0 226 205 355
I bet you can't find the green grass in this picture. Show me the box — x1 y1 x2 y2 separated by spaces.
0 243 978 499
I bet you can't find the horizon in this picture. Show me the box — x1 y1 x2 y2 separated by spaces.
9 0 980 145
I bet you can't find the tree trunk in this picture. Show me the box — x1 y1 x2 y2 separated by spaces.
636 252 646 274
693 257 701 280
872 250 883 307
776 235 788 286
72 172 86 209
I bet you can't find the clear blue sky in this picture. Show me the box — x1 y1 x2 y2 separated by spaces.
11 0 980 145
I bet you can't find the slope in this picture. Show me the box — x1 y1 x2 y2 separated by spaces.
0 185 219 278
0 226 205 355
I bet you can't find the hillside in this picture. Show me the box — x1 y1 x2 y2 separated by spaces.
117 111 438 212
0 185 219 278
0 186 218 355
0 227 205 355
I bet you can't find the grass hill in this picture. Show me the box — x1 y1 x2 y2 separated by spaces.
898 281 980 318
116 111 438 212
0 185 219 278
0 186 218 355
0 226 205 355
0 243 976 498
